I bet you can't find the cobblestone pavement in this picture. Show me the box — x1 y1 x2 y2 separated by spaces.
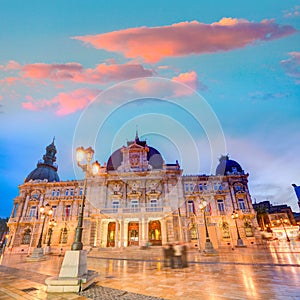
0 240 299 299
79 284 165 300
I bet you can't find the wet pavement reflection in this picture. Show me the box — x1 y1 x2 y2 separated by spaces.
0 240 299 299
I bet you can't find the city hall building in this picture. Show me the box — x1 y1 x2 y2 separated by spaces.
7 134 259 254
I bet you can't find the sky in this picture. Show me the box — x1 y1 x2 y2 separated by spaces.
0 1 300 217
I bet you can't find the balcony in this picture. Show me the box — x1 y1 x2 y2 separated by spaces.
21 216 35 222
101 206 166 215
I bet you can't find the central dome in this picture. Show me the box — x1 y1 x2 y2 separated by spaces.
215 155 244 175
107 134 164 171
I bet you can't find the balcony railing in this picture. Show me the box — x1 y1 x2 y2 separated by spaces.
101 206 166 215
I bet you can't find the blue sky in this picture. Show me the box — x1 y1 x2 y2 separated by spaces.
1 1 300 217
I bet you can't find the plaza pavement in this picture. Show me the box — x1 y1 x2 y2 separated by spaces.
0 240 299 300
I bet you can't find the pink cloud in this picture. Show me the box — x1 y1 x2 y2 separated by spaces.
0 77 19 85
73 18 296 63
21 62 153 83
22 62 83 80
22 88 101 116
0 60 21 71
281 52 300 84
172 71 198 90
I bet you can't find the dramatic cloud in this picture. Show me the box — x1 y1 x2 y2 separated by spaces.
73 18 296 63
281 52 300 84
21 62 153 83
22 88 101 116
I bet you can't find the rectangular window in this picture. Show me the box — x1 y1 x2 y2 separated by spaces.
52 205 57 218
150 199 157 207
70 188 74 196
64 205 71 219
190 184 194 192
112 201 119 209
214 183 218 190
12 203 19 218
79 188 83 196
199 184 203 191
217 200 225 212
238 199 246 210
29 206 36 218
204 183 208 190
60 228 68 244
56 189 60 196
187 201 195 214
185 184 189 192
65 189 69 196
52 189 55 197
131 200 139 210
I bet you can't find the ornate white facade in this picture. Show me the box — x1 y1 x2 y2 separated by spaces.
7 135 260 254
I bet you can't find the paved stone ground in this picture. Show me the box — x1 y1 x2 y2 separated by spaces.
80 283 165 300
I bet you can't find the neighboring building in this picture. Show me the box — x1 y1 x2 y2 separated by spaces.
253 201 300 240
7 135 259 254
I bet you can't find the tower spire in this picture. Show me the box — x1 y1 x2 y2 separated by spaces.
135 125 139 141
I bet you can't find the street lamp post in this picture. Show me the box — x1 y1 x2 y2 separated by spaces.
198 199 217 255
231 210 246 247
47 219 57 247
279 218 290 242
37 204 53 248
29 204 53 259
45 146 99 292
72 146 100 250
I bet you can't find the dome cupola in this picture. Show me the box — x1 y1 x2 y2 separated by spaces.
25 138 60 182
216 155 244 176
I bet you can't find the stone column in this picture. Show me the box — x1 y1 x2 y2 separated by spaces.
120 219 124 248
161 219 167 245
115 220 119 248
22 194 30 217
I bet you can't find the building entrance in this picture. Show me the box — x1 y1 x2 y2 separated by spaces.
107 222 116 247
128 222 139 246
149 220 162 246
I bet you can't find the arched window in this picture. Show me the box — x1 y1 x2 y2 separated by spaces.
21 229 31 245
59 228 68 244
